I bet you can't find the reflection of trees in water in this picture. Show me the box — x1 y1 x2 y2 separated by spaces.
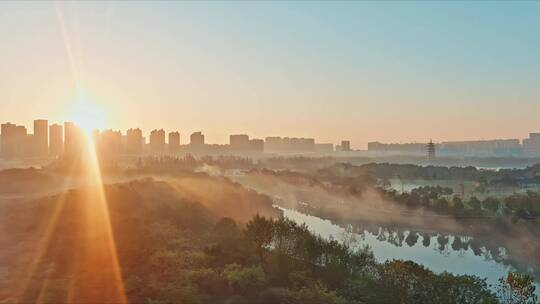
353 222 512 262
339 224 359 248
451 236 472 257
422 233 431 247
436 235 450 256
348 222 540 282
405 231 419 247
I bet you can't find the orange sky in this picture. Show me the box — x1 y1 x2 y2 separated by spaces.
1 2 539 149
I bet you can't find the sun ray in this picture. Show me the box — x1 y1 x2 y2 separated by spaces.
75 132 127 304
11 4 127 302
13 158 78 302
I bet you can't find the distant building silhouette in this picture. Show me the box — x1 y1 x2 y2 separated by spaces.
99 130 123 156
264 136 315 153
230 134 250 152
190 131 205 147
34 119 48 157
64 122 81 157
315 143 334 153
427 140 436 161
369 139 522 157
126 128 143 155
523 133 540 156
49 124 63 157
168 131 180 153
440 139 521 156
0 122 21 159
149 129 166 154
1 123 30 159
368 141 426 154
340 140 351 152
249 138 264 154
1 122 17 158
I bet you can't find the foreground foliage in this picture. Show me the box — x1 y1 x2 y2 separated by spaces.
1 178 537 304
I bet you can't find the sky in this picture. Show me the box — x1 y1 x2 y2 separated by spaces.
0 1 539 149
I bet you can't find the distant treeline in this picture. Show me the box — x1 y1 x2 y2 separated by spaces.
324 162 540 186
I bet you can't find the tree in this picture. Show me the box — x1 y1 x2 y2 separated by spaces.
258 288 294 304
292 282 349 304
497 271 538 304
405 231 419 247
452 197 465 216
468 196 482 214
433 273 497 304
434 198 450 214
223 264 266 294
245 214 274 261
483 197 500 214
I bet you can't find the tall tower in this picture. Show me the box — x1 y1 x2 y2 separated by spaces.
49 124 63 157
1 122 17 159
427 139 436 161
168 131 180 154
149 129 166 154
126 128 143 155
190 131 205 146
34 119 48 157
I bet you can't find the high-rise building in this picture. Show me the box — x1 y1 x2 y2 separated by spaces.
99 130 123 156
523 133 540 156
1 123 29 159
367 142 426 154
264 136 315 153
340 140 350 152
190 131 205 146
34 119 48 157
1 122 17 158
49 124 63 157
64 122 83 157
168 131 180 153
126 128 143 155
264 137 285 152
315 143 334 153
150 129 166 154
439 139 521 156
249 139 264 154
230 134 250 152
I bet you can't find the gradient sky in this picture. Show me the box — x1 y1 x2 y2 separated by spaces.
1 1 539 148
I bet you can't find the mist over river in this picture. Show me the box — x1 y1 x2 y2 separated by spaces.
279 207 540 296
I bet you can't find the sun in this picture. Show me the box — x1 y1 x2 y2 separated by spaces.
69 101 106 133
67 94 106 134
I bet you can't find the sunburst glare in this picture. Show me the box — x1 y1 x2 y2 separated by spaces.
67 89 107 134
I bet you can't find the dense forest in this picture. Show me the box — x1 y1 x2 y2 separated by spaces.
0 178 535 304
0 166 538 303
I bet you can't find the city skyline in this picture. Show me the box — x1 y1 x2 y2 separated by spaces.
3 3 540 303
1 2 540 148
2 117 540 145
1 118 349 159
2 118 540 161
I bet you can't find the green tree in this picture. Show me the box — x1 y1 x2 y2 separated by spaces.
452 197 465 216
292 282 349 304
245 215 274 261
468 196 482 213
497 271 538 304
223 264 266 294
483 197 500 214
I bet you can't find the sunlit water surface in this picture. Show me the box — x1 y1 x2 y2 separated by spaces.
280 207 540 296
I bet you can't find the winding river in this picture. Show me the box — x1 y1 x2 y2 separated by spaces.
280 207 540 296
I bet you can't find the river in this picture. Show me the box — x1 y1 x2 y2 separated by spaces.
280 207 540 296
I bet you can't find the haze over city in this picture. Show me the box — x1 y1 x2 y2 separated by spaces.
1 1 540 148
2 2 540 304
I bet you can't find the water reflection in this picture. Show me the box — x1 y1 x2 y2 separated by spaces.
280 207 540 295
